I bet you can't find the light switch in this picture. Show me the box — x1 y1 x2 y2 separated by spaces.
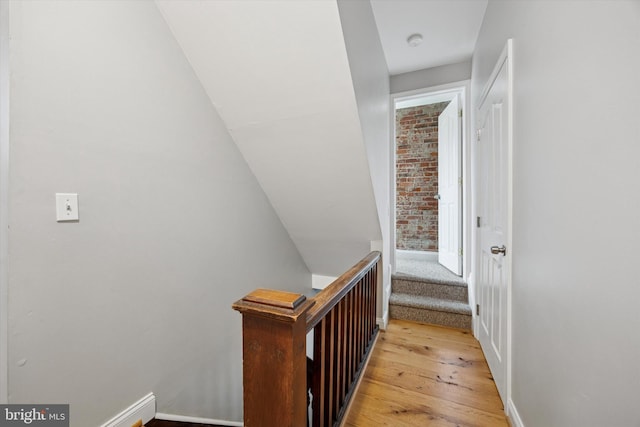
56 193 79 222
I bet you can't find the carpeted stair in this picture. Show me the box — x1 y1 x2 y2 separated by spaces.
390 255 472 330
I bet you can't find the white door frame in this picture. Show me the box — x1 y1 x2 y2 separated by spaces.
389 80 472 283
0 0 10 403
473 39 514 417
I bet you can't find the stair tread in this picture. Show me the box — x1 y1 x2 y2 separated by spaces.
389 293 472 315
392 273 467 287
391 277 468 302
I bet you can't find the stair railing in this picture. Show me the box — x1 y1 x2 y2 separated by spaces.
232 251 381 427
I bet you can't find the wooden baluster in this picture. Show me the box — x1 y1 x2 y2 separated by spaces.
364 273 370 342
373 264 378 337
326 308 338 425
232 289 314 427
333 301 343 419
347 289 355 385
313 316 329 427
367 270 373 339
353 283 360 374
354 281 362 370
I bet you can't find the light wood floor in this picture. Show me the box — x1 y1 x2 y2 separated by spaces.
343 320 509 427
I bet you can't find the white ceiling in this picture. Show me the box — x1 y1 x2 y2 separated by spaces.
370 0 488 75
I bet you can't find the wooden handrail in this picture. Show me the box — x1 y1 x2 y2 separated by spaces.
306 251 381 331
232 251 381 427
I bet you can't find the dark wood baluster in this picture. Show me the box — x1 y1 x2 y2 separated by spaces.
352 285 357 374
341 297 349 404
333 304 342 424
367 271 372 339
347 289 354 388
372 266 378 337
364 273 370 342
358 280 364 367
327 308 336 426
368 270 377 338
313 317 327 427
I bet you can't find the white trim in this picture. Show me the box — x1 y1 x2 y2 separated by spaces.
0 0 10 404
381 261 391 330
311 274 337 290
396 92 456 109
100 393 156 427
392 80 470 105
507 398 525 427
505 38 515 422
388 95 397 278
376 316 387 330
390 80 471 282
156 413 243 426
467 271 479 337
478 41 511 107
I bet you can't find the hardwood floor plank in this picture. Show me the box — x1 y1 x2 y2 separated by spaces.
348 379 508 427
363 357 504 414
344 319 509 427
372 344 496 386
378 327 491 372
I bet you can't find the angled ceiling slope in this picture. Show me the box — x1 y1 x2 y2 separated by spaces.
156 0 381 276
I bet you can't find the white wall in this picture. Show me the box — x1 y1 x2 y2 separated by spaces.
156 0 382 278
0 0 10 404
472 1 640 426
336 0 391 324
390 60 471 94
7 1 310 426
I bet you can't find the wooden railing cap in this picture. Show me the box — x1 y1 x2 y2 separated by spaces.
232 288 314 323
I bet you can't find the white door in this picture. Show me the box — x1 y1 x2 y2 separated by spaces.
437 95 462 275
476 41 512 404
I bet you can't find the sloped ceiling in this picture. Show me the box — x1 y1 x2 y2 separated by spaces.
156 0 381 276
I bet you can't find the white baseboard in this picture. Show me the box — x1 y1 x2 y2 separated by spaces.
156 413 243 426
101 393 155 427
507 398 524 427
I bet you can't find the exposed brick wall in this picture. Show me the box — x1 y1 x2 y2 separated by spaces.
396 102 450 251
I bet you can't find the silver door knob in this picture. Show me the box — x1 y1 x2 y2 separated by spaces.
490 245 507 255
434 194 441 200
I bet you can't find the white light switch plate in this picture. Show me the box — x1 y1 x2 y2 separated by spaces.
56 193 79 221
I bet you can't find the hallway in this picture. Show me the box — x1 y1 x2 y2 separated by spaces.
344 320 508 426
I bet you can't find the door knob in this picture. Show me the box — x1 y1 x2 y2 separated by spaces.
434 194 441 200
490 245 507 255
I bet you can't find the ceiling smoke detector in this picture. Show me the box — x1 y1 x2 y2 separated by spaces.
407 33 423 47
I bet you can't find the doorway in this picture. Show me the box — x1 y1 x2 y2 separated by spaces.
391 83 469 281
475 39 513 406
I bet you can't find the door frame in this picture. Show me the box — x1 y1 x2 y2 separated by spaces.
389 80 471 283
473 39 513 414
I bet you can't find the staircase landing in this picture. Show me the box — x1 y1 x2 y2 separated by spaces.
390 251 472 330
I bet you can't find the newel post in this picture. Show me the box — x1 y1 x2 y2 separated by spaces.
232 289 314 427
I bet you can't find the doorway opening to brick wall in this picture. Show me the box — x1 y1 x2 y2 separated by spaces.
392 83 469 280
